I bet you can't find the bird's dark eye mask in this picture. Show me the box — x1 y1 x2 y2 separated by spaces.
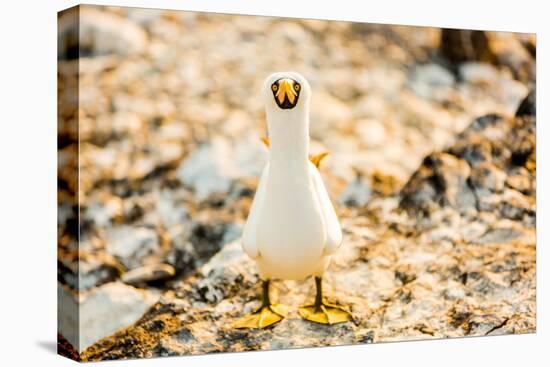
271 78 301 109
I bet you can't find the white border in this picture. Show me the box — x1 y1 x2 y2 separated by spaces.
0 1 545 366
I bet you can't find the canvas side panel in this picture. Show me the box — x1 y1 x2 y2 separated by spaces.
57 5 81 361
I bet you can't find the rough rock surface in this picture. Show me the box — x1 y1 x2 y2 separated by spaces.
81 93 535 360
58 282 160 352
82 210 535 359
57 6 536 361
400 111 535 224
440 29 536 83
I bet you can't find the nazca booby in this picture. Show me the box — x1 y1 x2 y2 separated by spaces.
234 72 353 328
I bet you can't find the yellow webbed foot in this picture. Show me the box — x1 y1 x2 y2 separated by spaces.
299 302 353 325
233 304 288 329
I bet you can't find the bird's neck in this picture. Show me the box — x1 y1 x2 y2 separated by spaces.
266 109 310 167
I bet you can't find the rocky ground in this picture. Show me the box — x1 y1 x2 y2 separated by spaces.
57 5 536 361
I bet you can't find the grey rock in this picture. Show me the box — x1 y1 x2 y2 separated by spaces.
58 246 123 292
458 63 528 114
124 7 163 26
58 6 148 59
106 226 160 269
79 282 159 351
165 240 199 277
469 162 506 196
516 89 536 117
60 282 159 353
176 136 267 201
339 175 371 207
122 264 176 285
440 29 492 63
409 63 455 98
506 170 533 195
459 62 500 85
400 111 535 221
81 201 535 359
84 197 123 227
399 152 476 216
58 285 80 352
440 30 535 83
156 190 189 228
475 227 523 245
80 263 120 291
189 221 241 261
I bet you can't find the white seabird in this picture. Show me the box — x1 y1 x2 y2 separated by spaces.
234 72 353 328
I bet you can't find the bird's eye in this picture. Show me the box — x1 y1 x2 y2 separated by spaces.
294 84 300 91
272 84 278 91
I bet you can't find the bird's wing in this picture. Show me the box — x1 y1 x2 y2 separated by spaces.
309 162 343 255
241 163 269 259
261 137 330 170
310 152 329 169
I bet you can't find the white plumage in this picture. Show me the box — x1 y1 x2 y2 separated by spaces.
241 72 342 281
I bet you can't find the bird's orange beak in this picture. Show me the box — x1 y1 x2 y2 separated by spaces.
275 78 297 105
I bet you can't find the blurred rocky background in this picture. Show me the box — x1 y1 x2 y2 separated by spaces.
57 5 536 360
